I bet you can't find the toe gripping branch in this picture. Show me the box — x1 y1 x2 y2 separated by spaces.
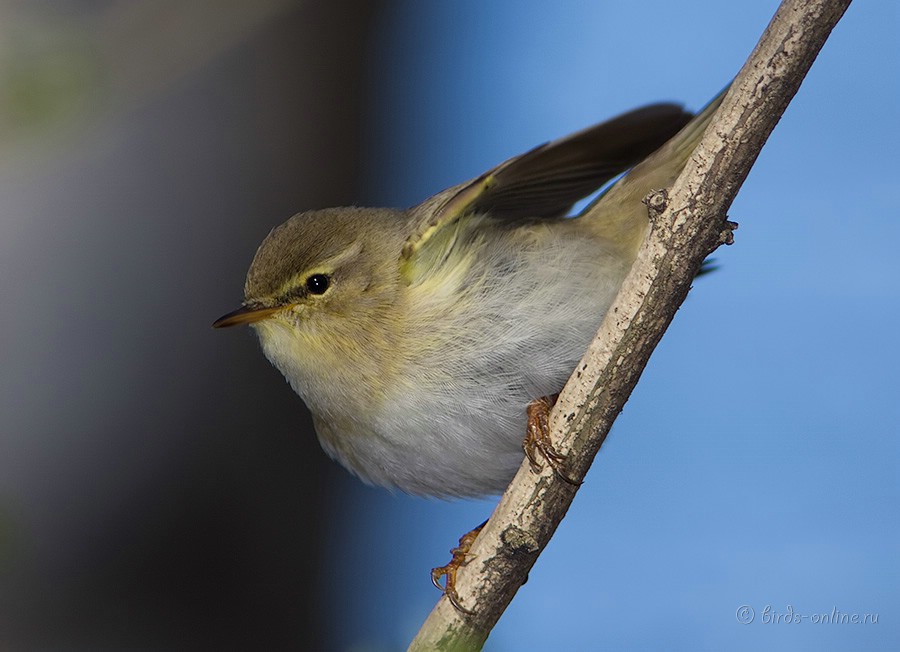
523 395 582 487
431 394 581 614
431 521 486 614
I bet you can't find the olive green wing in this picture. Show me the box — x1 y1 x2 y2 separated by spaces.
400 102 692 269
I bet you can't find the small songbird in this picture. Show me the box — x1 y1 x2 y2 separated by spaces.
214 92 722 498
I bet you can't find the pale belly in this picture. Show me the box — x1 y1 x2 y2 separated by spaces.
270 223 629 497
312 278 617 496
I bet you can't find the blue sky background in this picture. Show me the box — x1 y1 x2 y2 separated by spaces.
325 2 900 650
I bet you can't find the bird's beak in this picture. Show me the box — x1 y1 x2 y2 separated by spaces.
212 303 282 328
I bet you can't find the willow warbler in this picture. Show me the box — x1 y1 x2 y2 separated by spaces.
214 92 723 498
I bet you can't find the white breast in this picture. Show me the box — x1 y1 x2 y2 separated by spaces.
313 224 629 497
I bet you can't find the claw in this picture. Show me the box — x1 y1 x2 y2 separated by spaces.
431 522 485 615
523 395 582 486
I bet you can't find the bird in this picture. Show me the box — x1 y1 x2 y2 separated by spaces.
213 91 723 499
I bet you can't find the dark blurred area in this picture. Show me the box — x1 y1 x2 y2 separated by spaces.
0 2 380 648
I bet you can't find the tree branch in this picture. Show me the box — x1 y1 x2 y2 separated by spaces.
408 0 852 649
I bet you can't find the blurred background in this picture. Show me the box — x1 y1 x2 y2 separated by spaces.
0 1 897 650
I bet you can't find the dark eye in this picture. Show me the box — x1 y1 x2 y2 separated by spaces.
305 273 331 295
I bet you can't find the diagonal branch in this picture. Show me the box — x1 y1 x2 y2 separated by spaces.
408 0 852 649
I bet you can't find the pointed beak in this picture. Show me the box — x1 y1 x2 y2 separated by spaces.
212 303 282 328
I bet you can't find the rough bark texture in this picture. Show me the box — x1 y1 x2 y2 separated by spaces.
408 0 852 650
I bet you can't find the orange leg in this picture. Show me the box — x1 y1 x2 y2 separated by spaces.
523 394 581 486
431 521 486 614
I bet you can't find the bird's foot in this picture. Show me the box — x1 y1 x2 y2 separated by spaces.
523 394 581 486
431 521 486 614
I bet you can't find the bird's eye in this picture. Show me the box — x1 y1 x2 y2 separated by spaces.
305 273 331 295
